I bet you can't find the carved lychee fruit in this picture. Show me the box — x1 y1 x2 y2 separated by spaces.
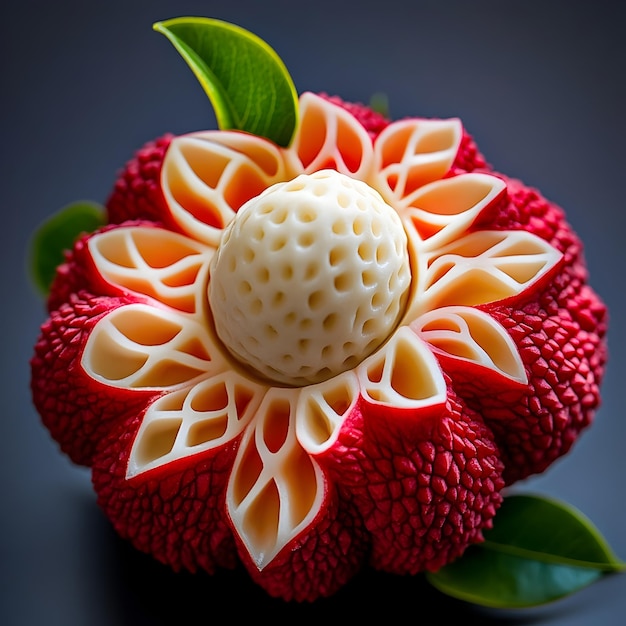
31 92 607 602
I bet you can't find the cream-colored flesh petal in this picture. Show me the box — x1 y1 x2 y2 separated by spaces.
162 131 298 247
227 387 326 570
126 372 267 478
296 370 359 455
89 227 212 318
372 118 462 206
417 230 563 311
401 173 507 250
82 304 224 389
292 92 374 180
413 306 528 384
357 326 447 409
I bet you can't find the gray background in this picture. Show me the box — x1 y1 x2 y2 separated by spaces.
3 1 625 624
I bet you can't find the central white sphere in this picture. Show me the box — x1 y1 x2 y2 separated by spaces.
208 169 411 385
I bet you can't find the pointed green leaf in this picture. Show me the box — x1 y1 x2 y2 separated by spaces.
28 201 105 297
426 493 625 608
153 17 298 147
482 493 624 569
428 547 603 608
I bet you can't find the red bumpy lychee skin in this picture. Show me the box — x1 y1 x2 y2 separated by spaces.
106 134 174 224
460 176 608 483
31 292 157 466
31 94 608 602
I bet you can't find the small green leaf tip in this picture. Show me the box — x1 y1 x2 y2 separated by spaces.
28 201 105 297
369 92 390 118
426 493 626 608
153 16 299 147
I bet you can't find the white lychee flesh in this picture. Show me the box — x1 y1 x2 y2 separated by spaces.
209 169 411 385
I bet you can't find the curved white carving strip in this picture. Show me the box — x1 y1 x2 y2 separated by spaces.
414 306 528 384
227 387 326 570
402 173 507 250
419 230 563 311
89 227 212 318
162 135 234 246
296 370 360 455
126 371 266 478
82 304 223 389
293 92 374 180
372 117 463 207
162 132 294 247
357 326 447 409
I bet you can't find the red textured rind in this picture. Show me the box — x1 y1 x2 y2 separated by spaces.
489 283 606 484
30 292 157 466
453 176 608 483
93 404 369 599
91 383 503 601
451 131 489 174
317 388 504 575
105 134 174 224
241 486 369 601
92 414 241 574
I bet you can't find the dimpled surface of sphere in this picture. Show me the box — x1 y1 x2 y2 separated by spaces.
209 170 412 385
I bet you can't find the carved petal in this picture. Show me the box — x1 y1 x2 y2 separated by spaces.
402 173 507 249
227 388 326 570
82 304 223 389
161 131 297 247
357 326 447 411
88 226 211 317
296 370 360 455
291 92 374 180
372 118 462 207
126 371 267 478
413 306 528 384
418 230 563 311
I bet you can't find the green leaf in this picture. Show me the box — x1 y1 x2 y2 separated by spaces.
28 201 105 297
427 493 626 608
369 92 390 118
153 17 299 147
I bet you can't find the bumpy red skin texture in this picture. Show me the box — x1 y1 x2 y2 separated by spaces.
245 389 504 600
106 134 174 225
93 414 240 574
92 395 370 599
30 292 157 466
240 488 370 601
35 221 169 465
31 95 607 601
320 93 391 139
316 388 504 576
459 177 608 484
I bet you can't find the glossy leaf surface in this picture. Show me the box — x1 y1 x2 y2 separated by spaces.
29 201 105 296
427 493 625 608
154 17 298 147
